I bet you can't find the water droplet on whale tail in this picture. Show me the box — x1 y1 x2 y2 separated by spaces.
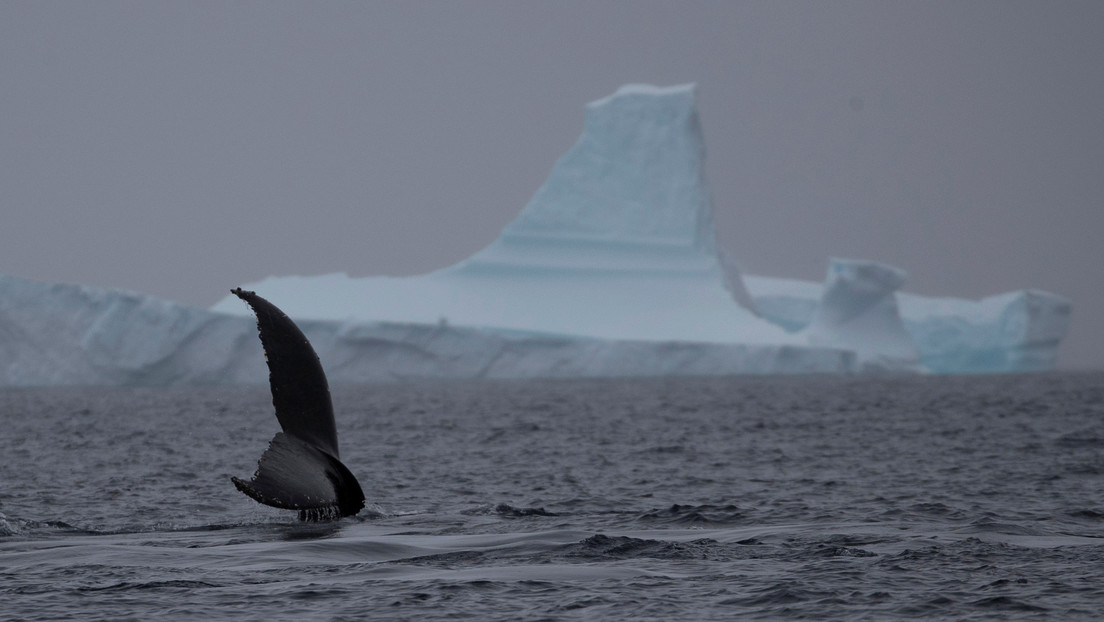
230 287 365 521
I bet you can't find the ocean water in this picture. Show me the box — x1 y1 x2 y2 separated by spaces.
2 372 1103 620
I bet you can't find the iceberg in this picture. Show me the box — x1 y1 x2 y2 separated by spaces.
744 271 1071 374
0 83 1069 385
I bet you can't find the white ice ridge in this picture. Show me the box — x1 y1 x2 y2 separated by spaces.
744 270 1072 374
212 83 788 347
0 273 853 387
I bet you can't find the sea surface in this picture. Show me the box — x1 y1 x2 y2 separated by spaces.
2 372 1103 620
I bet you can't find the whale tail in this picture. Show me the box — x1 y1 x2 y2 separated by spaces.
231 432 364 521
230 287 365 521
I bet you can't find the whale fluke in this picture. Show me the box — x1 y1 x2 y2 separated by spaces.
229 287 364 521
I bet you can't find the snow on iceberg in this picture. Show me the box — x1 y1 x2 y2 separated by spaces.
744 270 1071 374
212 84 825 351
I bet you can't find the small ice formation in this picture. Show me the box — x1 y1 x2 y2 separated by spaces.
802 259 920 373
898 289 1071 373
745 271 1071 374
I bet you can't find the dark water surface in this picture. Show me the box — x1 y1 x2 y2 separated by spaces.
2 373 1103 620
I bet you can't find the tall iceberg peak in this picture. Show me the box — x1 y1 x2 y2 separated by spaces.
455 83 722 278
498 83 714 253
213 84 794 347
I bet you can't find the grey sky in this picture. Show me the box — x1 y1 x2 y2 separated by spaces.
1 2 1101 369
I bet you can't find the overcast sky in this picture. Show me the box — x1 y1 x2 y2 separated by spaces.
1 2 1101 369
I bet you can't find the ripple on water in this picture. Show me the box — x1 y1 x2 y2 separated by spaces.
1 373 1103 620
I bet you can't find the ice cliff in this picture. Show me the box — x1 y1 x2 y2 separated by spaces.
0 275 262 386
